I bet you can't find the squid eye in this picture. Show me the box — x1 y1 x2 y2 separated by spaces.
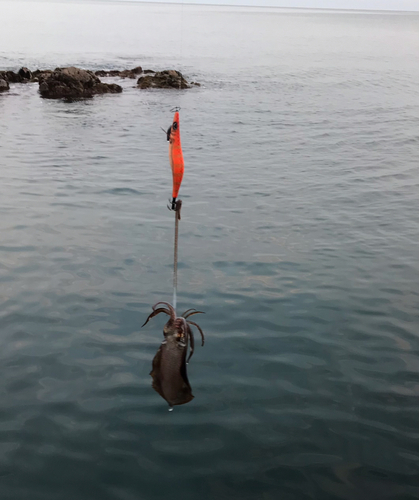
172 121 178 131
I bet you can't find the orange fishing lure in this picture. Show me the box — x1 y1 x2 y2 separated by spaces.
167 111 184 210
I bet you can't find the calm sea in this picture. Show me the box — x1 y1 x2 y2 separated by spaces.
0 1 419 499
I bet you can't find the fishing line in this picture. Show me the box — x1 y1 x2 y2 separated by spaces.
172 201 181 310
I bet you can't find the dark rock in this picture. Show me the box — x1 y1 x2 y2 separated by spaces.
0 78 9 92
93 82 124 94
94 66 142 79
0 70 22 83
31 69 53 82
18 67 32 80
137 70 190 90
0 68 36 84
38 66 122 99
119 69 138 79
119 71 134 78
143 69 155 74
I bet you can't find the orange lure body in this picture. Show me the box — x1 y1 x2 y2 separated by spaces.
167 111 184 204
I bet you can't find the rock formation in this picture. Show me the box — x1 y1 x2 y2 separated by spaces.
0 70 20 83
95 66 143 79
0 65 200 97
18 67 32 80
137 70 190 89
0 67 33 84
38 67 122 99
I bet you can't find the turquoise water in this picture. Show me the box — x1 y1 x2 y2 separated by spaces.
0 2 419 498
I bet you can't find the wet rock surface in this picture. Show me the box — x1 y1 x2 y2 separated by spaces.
18 67 32 80
38 67 122 99
31 69 53 82
0 67 33 84
0 70 22 83
95 66 143 78
137 70 190 89
0 78 10 92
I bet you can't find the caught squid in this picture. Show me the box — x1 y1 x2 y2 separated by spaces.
142 302 205 409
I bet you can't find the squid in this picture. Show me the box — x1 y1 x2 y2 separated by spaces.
142 302 205 409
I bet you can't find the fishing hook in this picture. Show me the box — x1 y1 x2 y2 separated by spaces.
167 198 182 217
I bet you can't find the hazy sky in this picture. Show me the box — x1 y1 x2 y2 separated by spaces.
138 0 419 11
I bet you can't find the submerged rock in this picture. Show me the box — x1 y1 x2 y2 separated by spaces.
0 78 9 92
137 70 190 89
123 66 143 77
94 66 143 79
38 66 122 99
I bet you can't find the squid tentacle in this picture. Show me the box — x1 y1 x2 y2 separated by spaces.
181 308 196 317
187 324 195 363
187 320 205 346
142 307 171 327
152 302 176 320
183 310 205 319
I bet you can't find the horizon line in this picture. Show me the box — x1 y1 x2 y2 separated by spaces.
99 0 419 13
8 0 419 13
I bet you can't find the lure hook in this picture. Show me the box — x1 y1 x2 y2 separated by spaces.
167 198 182 218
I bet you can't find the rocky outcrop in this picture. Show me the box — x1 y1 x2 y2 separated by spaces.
0 78 9 92
38 66 122 99
18 67 32 80
137 70 190 89
0 70 20 83
0 67 32 83
95 66 143 79
0 65 200 95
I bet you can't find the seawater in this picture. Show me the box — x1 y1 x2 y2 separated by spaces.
0 2 419 499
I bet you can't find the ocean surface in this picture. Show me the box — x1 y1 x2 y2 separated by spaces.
1 1 419 499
